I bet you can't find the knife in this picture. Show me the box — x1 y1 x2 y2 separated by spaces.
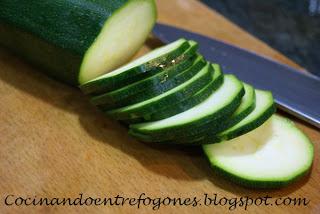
153 23 320 129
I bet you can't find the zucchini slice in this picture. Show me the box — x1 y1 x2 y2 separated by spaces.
106 62 214 119
80 38 190 92
91 50 204 110
129 74 244 142
144 63 224 121
170 83 256 144
0 0 157 85
203 115 314 188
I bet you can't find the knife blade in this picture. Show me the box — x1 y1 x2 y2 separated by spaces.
153 23 320 129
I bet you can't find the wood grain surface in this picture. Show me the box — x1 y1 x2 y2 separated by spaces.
0 0 319 213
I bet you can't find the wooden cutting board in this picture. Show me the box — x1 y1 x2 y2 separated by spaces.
0 0 319 213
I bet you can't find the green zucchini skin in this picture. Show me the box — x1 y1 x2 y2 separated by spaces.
80 39 191 92
106 63 214 120
144 63 224 121
118 62 224 124
144 81 220 121
168 83 256 144
0 0 156 85
128 100 241 143
129 75 245 142
0 18 82 85
90 48 202 110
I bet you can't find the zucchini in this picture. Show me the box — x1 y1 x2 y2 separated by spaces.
106 62 214 119
129 74 244 142
80 38 191 92
169 83 256 144
143 63 224 121
0 0 157 85
203 115 314 188
91 49 204 110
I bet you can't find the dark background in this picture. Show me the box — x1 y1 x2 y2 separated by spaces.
201 0 320 77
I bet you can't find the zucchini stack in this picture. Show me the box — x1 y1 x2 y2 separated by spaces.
81 39 314 188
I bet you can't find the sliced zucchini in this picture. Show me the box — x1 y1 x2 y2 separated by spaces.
144 63 224 121
203 115 314 188
169 83 256 144
0 0 157 85
129 75 244 142
106 62 214 119
91 53 205 110
80 38 191 92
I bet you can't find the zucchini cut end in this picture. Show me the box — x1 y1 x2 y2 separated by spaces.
79 0 157 84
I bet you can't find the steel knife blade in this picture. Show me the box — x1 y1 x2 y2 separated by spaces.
153 23 320 129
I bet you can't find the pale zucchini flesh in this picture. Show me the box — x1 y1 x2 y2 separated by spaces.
79 0 157 83
203 115 314 188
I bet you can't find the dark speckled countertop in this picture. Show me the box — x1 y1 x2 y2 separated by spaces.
201 0 320 77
